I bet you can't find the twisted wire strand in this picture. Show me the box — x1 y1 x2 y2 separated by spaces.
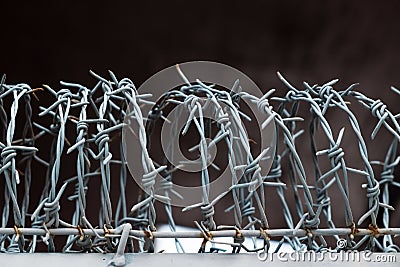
0 83 37 252
379 138 400 252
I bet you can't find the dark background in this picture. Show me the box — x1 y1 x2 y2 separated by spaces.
1 0 399 235
2 1 399 92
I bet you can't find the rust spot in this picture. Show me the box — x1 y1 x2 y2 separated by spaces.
304 227 313 237
13 225 21 236
77 225 84 239
349 223 360 239
205 231 212 240
259 227 271 240
368 224 380 238
143 230 152 239
143 229 155 239
103 224 111 235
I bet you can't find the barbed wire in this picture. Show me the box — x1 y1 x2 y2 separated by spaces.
0 70 399 262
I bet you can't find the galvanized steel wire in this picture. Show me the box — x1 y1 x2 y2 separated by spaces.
0 70 399 256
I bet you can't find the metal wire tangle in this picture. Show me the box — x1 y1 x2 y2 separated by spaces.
0 69 399 257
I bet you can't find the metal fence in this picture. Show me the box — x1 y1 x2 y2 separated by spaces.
0 67 399 264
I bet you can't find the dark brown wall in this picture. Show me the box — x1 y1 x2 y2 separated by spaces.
0 1 399 229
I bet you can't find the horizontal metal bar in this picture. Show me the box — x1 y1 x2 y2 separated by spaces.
1 228 400 238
